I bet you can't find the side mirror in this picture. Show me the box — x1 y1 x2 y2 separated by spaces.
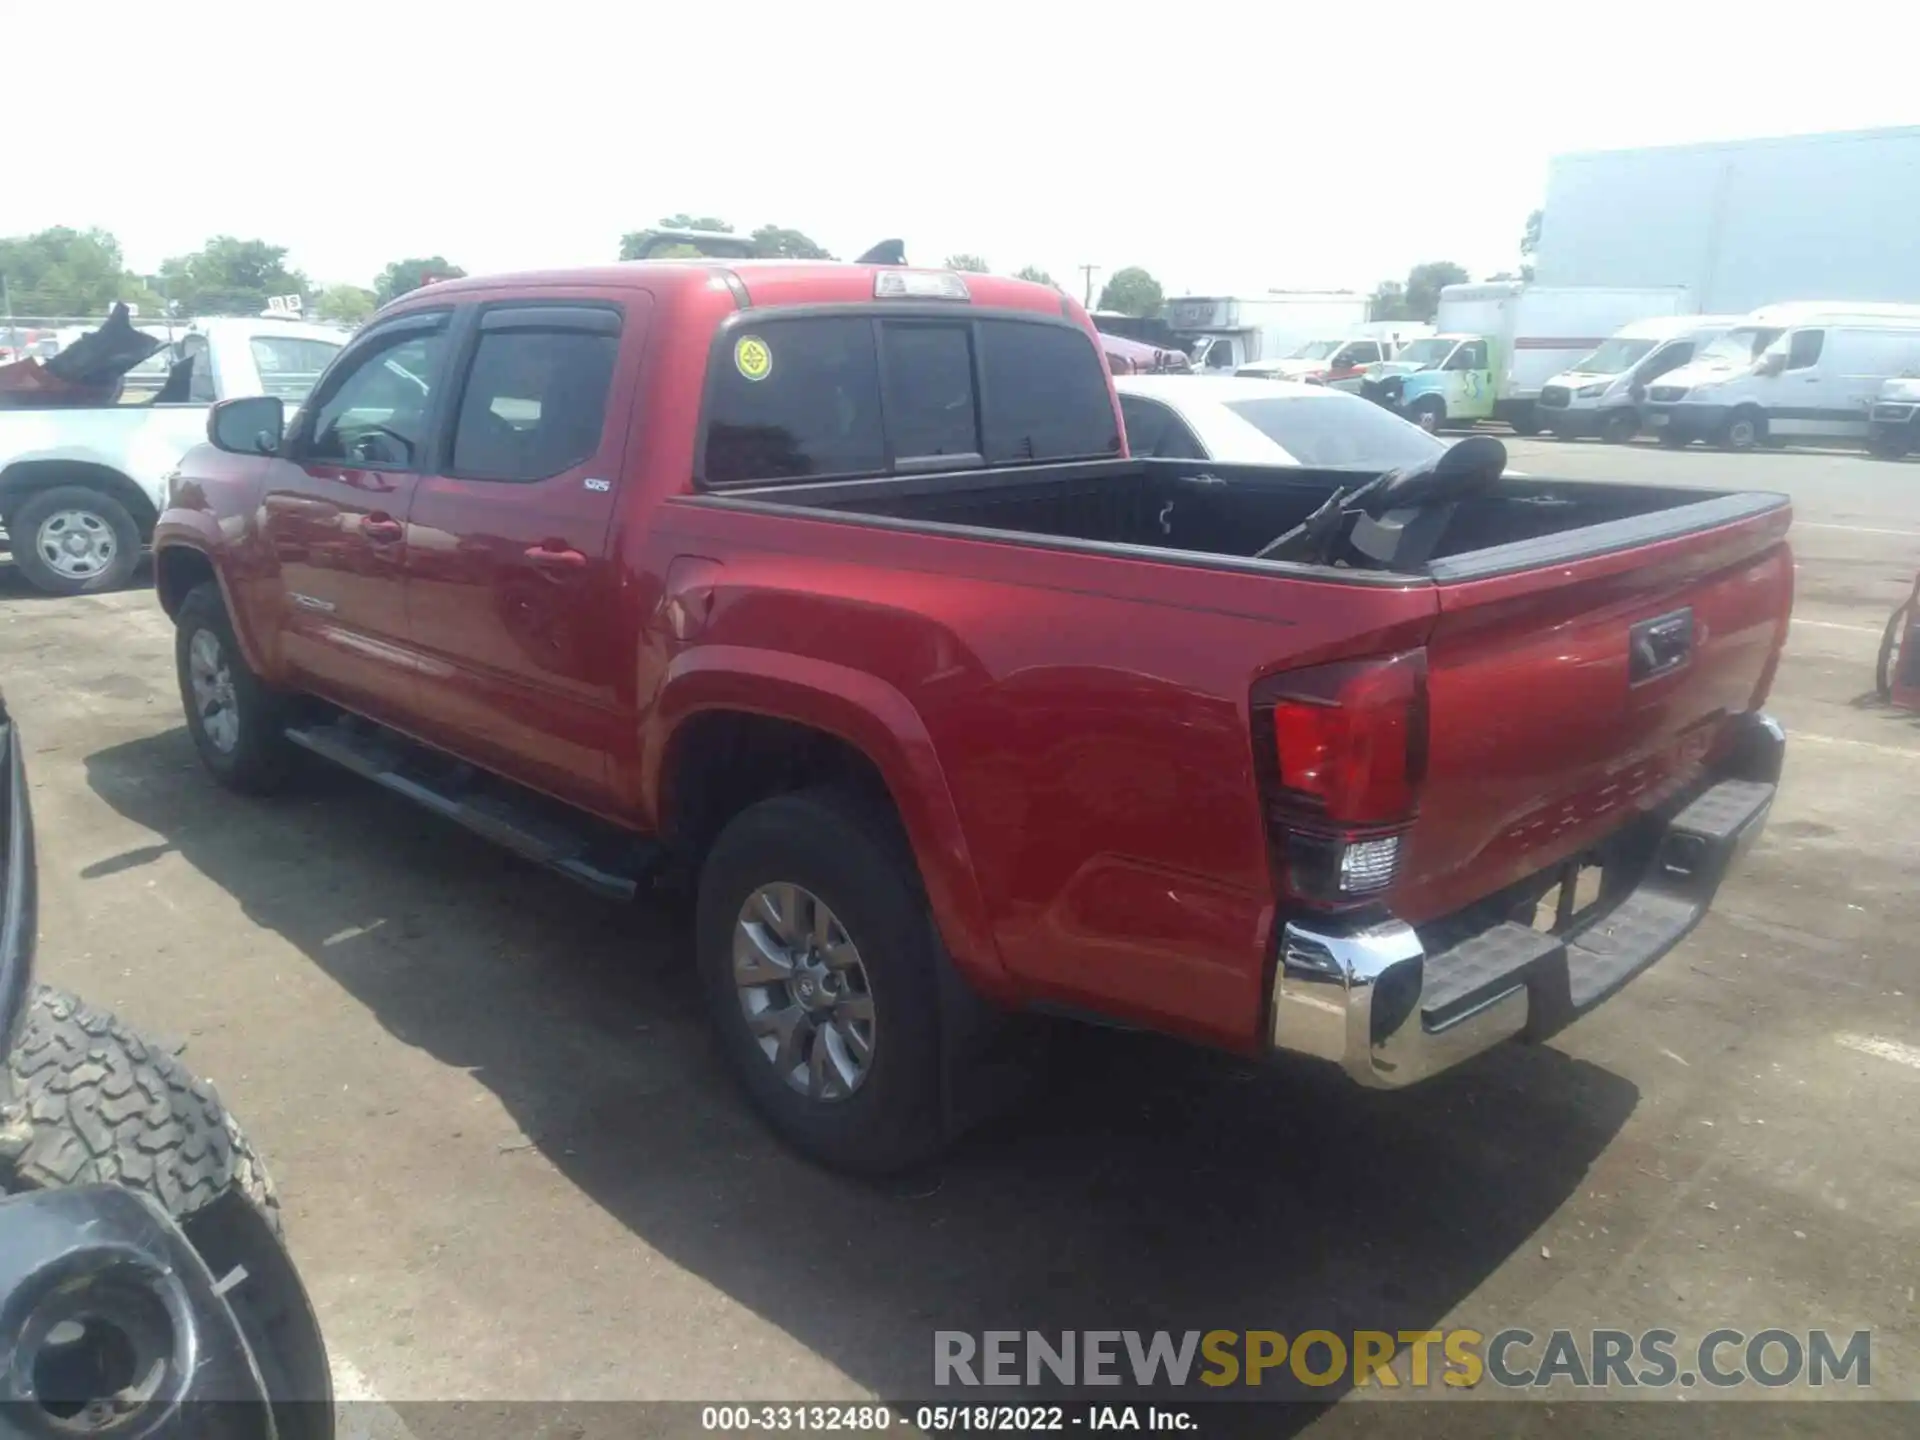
1756 352 1785 378
208 396 284 455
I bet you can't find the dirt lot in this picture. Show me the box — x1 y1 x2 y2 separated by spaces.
4 439 1919 1431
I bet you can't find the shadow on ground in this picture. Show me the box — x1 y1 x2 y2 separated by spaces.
87 728 1637 1426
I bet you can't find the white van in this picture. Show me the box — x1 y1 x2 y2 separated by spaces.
1643 302 1920 450
1536 315 1745 443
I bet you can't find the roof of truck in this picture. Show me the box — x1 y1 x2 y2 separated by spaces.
392 261 1076 318
1615 314 1747 339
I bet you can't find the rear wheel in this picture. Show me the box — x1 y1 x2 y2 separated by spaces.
1878 603 1911 701
697 787 947 1174
1410 396 1446 433
1598 409 1640 444
8 485 143 596
174 583 294 794
1720 407 1766 451
1658 428 1690 448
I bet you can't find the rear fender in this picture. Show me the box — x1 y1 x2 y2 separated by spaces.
646 646 1011 999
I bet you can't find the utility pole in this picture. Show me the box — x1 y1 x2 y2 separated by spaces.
1 272 15 355
1079 264 1100 309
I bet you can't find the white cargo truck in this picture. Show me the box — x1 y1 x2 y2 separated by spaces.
1166 292 1372 371
1358 282 1692 434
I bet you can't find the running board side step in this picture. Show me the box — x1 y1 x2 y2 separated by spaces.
283 719 666 902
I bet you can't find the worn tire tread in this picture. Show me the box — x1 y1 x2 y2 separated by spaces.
4 985 280 1234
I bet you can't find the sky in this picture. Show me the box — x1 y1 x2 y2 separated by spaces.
10 2 1920 302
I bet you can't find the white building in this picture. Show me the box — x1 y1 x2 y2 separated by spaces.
1535 125 1920 314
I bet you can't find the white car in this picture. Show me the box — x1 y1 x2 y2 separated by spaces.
1113 374 1452 470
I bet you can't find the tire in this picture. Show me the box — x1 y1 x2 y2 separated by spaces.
1658 428 1690 448
1 986 280 1233
0 987 332 1429
1878 603 1910 701
1599 410 1640 444
1720 408 1765 451
1869 430 1911 461
1410 397 1446 434
7 485 143 597
696 786 946 1174
175 582 294 794
1508 407 1543 437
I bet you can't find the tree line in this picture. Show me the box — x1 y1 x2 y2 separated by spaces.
2 209 1542 333
0 227 469 328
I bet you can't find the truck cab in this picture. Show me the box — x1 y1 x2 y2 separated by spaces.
1644 303 1920 451
1358 333 1493 431
1236 336 1395 392
1537 315 1744 444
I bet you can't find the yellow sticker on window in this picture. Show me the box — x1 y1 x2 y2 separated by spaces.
734 335 773 382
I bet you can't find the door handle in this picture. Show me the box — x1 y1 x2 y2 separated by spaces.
524 544 588 569
359 514 404 543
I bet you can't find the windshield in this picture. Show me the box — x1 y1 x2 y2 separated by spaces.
1225 394 1447 469
1697 327 1783 369
1287 340 1340 361
1572 338 1657 375
1394 337 1457 368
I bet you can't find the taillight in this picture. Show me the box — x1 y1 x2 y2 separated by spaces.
1253 652 1428 909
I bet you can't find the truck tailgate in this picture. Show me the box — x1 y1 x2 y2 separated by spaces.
1390 501 1793 924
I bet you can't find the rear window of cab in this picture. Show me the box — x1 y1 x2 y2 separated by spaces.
700 313 1120 487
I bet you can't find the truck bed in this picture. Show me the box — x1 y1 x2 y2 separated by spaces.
680 453 1792 945
705 457 1785 580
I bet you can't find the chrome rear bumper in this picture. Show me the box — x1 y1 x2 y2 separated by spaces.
1270 715 1783 1088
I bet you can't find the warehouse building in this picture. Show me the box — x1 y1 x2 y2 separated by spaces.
1534 125 1920 314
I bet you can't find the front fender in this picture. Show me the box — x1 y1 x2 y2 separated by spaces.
152 513 278 682
644 645 1012 999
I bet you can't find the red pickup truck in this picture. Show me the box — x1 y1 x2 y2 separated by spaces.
153 258 1791 1173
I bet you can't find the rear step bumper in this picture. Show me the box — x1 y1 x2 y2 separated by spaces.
1269 713 1783 1089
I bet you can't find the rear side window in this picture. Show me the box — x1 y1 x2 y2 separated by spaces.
704 317 885 484
450 328 619 482
702 314 1119 485
1118 394 1206 460
977 320 1120 463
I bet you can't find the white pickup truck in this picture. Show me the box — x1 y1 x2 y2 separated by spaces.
0 316 346 594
